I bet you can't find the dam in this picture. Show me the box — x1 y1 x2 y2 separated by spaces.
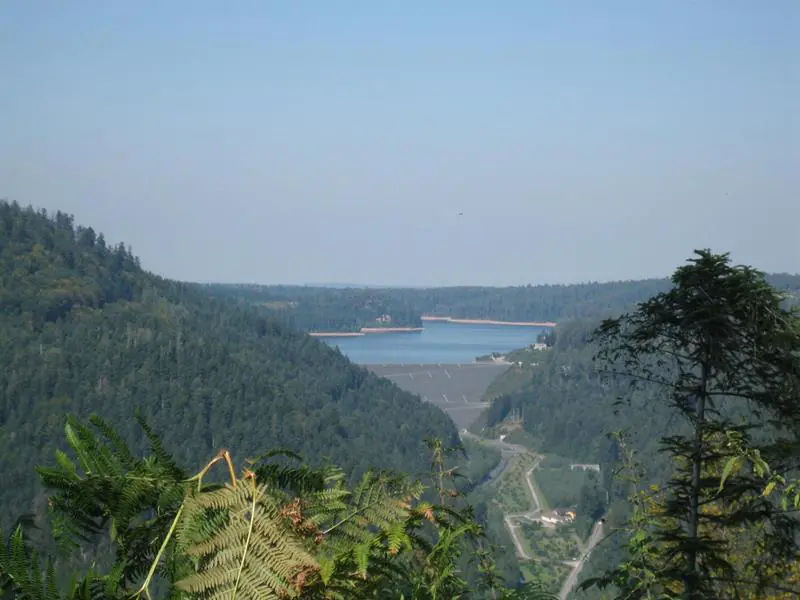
366 362 509 429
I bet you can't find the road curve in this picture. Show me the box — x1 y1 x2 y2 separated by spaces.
504 516 531 560
501 457 545 561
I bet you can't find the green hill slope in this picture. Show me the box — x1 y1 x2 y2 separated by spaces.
0 201 457 530
475 266 800 468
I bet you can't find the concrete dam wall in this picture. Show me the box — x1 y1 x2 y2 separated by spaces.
366 363 509 429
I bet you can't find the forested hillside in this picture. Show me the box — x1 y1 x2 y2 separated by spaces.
212 275 800 332
0 201 457 531
475 266 800 470
475 306 800 510
202 283 422 332
478 319 674 471
207 281 674 330
399 275 800 322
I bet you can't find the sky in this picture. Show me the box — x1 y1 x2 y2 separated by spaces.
2 1 798 286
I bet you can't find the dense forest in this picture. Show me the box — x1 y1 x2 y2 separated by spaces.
397 274 800 321
477 318 674 470
0 201 458 534
474 273 800 474
201 284 423 332
211 275 800 332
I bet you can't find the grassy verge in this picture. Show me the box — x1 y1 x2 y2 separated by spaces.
526 464 551 513
520 562 571 595
494 453 540 514
482 365 534 401
535 459 594 509
521 522 582 563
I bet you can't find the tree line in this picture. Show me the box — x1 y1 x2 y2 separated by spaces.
209 275 800 333
201 284 423 332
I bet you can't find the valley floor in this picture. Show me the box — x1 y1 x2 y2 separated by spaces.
462 432 605 599
367 360 606 596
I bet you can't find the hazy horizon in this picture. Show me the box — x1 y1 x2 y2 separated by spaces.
3 1 798 286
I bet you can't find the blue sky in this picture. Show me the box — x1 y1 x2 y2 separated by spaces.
2 1 798 285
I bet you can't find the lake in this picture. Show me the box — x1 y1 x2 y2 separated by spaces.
322 321 546 364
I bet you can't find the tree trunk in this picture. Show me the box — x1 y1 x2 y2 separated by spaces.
686 360 708 599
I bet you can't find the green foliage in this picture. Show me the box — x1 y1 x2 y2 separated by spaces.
0 522 123 600
4 415 562 599
522 523 578 560
534 458 591 509
201 284 423 333
176 475 319 600
0 201 457 536
457 439 502 493
587 250 800 599
469 252 800 598
1 526 58 600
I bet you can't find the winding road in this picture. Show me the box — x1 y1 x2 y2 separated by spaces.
503 459 544 560
461 431 605 600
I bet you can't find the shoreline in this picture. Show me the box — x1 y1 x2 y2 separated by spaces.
421 315 557 328
359 327 424 334
308 332 365 337
309 326 424 338
310 317 557 337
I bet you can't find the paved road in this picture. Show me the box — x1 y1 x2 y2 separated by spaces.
502 458 544 560
504 516 531 560
558 520 604 600
460 430 528 456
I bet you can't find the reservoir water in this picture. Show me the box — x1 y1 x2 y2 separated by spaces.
322 321 546 364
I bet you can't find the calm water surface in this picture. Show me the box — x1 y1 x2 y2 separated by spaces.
323 321 546 364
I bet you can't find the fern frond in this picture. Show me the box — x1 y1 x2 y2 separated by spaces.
1 526 76 600
298 488 350 529
135 410 185 480
88 415 137 470
38 415 191 592
302 470 425 597
250 453 345 502
176 473 319 600
322 471 419 540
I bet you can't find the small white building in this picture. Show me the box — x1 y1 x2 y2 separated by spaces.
570 464 601 472
541 509 576 525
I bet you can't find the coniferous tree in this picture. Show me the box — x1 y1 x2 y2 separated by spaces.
587 250 800 599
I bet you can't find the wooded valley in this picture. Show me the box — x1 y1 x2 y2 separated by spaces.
2 200 799 599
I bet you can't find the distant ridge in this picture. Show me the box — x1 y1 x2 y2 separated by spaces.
302 282 367 289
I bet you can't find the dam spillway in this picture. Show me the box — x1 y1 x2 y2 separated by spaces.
366 362 509 429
